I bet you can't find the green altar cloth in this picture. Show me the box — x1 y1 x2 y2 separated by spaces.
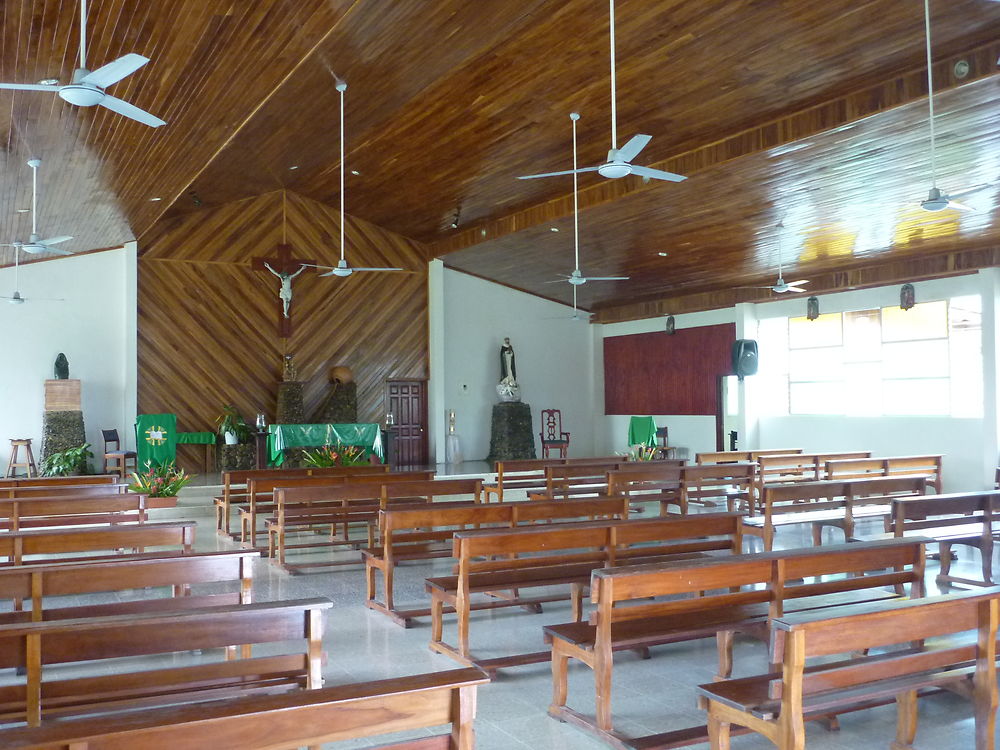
177 431 215 445
135 413 178 467
627 416 657 448
268 423 383 466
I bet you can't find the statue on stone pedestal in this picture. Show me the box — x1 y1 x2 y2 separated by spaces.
496 337 521 402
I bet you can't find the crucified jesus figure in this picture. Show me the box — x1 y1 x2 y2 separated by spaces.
263 262 306 318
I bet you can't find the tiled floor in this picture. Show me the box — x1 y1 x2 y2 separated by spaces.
51 490 1000 748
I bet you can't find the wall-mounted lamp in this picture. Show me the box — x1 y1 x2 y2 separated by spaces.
900 283 915 311
806 296 820 321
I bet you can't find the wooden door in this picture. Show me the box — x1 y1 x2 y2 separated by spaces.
385 379 428 467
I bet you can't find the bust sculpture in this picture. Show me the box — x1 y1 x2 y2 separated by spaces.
54 353 69 380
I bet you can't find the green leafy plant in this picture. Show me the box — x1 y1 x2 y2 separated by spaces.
214 405 252 443
40 443 93 476
128 460 191 497
302 444 367 468
628 445 658 462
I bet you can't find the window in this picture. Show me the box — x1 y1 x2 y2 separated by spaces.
755 295 982 418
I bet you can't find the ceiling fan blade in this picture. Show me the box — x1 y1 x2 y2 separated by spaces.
628 164 687 182
616 134 651 163
582 275 629 282
40 236 72 246
0 83 60 92
786 286 809 293
784 279 809 286
350 267 407 273
80 53 149 88
99 95 166 127
42 246 72 256
517 166 599 180
946 183 992 200
946 199 974 212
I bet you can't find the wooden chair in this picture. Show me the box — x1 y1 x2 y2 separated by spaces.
101 429 137 478
539 408 570 458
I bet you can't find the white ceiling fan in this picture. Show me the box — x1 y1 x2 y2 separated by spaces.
546 113 629 288
748 222 809 294
3 159 74 257
0 0 165 128
915 0 982 212
518 0 685 183
0 248 64 305
305 81 405 278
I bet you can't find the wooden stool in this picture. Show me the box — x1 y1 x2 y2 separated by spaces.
6 439 37 478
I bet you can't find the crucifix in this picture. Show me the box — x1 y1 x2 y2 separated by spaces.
252 244 315 338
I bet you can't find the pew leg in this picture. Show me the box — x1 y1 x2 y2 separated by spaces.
550 644 569 712
716 630 734 680
365 561 376 604
594 645 614 732
938 542 954 582
571 583 583 622
458 597 471 658
706 710 732 750
811 522 823 547
431 595 444 645
891 689 918 750
982 540 994 585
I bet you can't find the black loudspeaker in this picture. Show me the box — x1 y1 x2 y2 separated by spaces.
732 339 759 379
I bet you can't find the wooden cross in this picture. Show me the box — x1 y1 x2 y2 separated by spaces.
252 244 316 338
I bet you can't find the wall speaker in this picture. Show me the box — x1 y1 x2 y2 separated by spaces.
732 339 758 379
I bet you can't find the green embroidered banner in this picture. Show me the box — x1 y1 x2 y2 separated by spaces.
135 413 178 467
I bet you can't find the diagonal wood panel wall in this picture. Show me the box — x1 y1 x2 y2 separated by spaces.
138 190 428 459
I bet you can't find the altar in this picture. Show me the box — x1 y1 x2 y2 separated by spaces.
267 423 384 466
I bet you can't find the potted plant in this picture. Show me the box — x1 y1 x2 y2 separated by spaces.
40 443 93 476
302 444 367 468
128 460 191 503
215 405 251 445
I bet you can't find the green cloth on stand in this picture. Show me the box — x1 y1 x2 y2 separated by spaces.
627 416 657 447
268 423 384 466
135 413 178 467
177 431 215 445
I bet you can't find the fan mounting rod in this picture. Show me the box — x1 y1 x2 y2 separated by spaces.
609 0 618 150
923 0 937 188
571 112 581 274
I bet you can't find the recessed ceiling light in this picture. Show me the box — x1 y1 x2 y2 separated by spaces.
288 165 299 170
149 197 162 202
350 170 360 176
550 227 559 232
657 251 668 257
37 78 59 86
15 208 29 213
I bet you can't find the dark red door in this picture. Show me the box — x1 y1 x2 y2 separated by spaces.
385 379 428 467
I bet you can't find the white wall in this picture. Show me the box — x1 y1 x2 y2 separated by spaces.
436 268 597 462
0 248 135 472
596 308 737 457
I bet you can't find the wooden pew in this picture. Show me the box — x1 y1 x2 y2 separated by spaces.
0 475 120 489
697 588 1000 750
745 474 929 550
755 450 872 495
0 598 331 726
0 484 129 499
0 521 195 566
695 448 801 464
0 493 150 532
607 463 684 514
239 469 434 546
214 464 391 534
0 667 489 750
875 490 1000 587
678 462 756 514
825 454 944 493
426 513 743 675
365 495 630 626
484 455 626 502
0 550 259 624
545 538 926 745
529 461 630 500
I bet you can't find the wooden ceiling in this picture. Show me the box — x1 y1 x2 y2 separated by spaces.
6 0 1000 320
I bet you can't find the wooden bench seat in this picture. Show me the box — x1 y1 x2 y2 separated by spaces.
695 449 802 464
0 483 129 500
825 453 944 493
0 597 331 727
676 462 756 514
697 588 1000 750
544 537 926 745
0 475 120 489
0 521 195 566
607 463 684 513
863 490 1000 587
364 495 631 626
755 451 872 497
0 549 259 624
0 492 150 532
484 456 623 502
0 667 488 750
744 474 928 550
427 512 743 675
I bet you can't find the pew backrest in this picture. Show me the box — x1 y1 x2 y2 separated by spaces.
381 478 483 503
0 475 119 489
825 455 943 492
0 484 129 499
695 449 801 464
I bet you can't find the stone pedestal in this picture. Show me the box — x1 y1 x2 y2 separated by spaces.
276 381 305 424
486 402 536 463
314 381 358 423
219 444 254 472
41 411 88 471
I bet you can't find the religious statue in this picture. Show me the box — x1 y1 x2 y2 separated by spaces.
54 353 69 380
496 337 521 402
263 262 306 319
282 354 299 382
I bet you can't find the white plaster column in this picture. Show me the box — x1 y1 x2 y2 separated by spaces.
427 259 447 464
123 241 138 450
979 268 1000 488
